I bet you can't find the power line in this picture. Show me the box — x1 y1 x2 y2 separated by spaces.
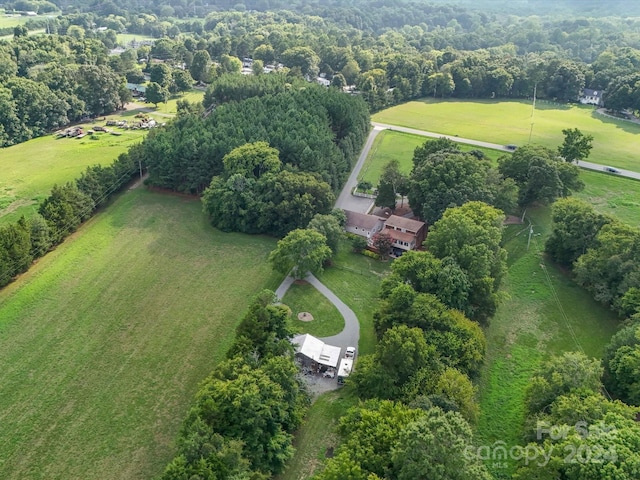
527 219 614 401
1 166 140 279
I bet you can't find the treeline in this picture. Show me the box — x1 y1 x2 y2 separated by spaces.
138 74 369 195
314 202 507 479
513 350 640 478
392 137 582 225
0 34 131 146
546 198 640 318
98 9 640 112
159 290 309 479
202 142 336 237
0 149 143 287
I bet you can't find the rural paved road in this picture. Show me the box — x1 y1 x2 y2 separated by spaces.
276 273 359 358
334 125 385 213
372 122 640 179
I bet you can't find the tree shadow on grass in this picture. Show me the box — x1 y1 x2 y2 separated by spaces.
590 110 640 135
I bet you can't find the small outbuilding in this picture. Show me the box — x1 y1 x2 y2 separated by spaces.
292 334 341 369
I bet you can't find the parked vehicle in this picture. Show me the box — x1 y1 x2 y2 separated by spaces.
345 346 356 358
337 358 353 386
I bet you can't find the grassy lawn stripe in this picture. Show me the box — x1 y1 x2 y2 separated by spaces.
0 189 280 480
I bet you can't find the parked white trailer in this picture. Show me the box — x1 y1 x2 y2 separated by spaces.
337 358 353 386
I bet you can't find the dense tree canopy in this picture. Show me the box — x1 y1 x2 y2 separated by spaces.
425 202 507 322
142 80 369 196
498 144 584 206
315 401 492 480
269 229 332 279
546 198 613 266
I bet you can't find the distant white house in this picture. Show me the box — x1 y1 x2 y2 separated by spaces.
316 76 331 87
580 89 604 106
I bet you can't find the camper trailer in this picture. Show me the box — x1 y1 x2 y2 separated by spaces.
337 358 353 386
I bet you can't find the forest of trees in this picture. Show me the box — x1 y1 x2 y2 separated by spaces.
2 0 640 147
3 1 640 478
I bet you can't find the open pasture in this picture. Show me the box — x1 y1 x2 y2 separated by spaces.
0 127 146 224
476 207 620 475
373 98 640 171
359 129 503 184
116 32 156 47
0 189 279 480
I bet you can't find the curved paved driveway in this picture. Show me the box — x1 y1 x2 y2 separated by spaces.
372 121 640 180
276 273 359 356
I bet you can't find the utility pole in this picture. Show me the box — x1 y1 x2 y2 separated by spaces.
527 224 534 251
528 82 537 143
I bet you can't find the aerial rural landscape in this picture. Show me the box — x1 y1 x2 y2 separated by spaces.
1 0 640 479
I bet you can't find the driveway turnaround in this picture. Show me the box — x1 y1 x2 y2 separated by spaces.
276 273 359 359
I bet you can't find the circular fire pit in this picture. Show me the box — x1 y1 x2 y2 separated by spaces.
298 311 314 322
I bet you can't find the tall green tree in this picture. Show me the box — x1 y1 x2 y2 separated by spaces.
498 144 583 206
425 202 507 322
375 159 407 210
558 127 594 163
525 351 603 415
268 229 331 279
603 320 640 406
307 213 343 255
391 409 493 480
222 141 281 179
546 198 612 265
145 82 169 106
409 151 495 224
190 50 211 83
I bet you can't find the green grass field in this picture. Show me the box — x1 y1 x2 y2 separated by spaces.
276 388 359 480
151 89 206 115
282 282 345 338
477 207 621 476
117 33 156 47
576 170 640 227
360 129 503 184
373 98 640 172
0 13 33 28
362 130 640 227
0 189 280 480
0 127 147 224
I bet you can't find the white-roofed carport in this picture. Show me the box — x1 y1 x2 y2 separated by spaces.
292 333 341 368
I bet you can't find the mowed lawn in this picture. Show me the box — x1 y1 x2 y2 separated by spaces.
282 282 345 338
117 32 157 46
0 13 35 27
0 128 146 224
373 98 640 172
477 207 620 475
576 170 640 227
359 129 503 184
0 189 280 480
362 130 640 227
